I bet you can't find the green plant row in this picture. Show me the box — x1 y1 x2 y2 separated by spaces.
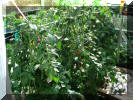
6 6 121 98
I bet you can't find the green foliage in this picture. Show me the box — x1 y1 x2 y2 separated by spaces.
7 6 120 97
92 0 101 6
56 0 89 6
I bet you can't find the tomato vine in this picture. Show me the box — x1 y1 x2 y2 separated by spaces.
6 6 121 98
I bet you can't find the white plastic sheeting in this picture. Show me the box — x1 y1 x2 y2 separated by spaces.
0 0 6 99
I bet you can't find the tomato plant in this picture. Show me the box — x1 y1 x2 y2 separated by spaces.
6 6 121 99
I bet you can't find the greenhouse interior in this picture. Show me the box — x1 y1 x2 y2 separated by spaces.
0 0 133 100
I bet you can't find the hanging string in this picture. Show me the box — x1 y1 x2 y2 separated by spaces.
10 0 37 30
10 0 29 22
9 0 38 44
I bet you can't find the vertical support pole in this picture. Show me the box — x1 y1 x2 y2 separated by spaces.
0 1 13 100
117 15 123 63
0 0 7 99
41 0 45 9
117 0 125 63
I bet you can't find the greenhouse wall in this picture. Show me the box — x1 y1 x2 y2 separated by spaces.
14 0 56 6
3 0 56 16
14 0 41 6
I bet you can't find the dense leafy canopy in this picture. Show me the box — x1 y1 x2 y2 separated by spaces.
7 6 121 98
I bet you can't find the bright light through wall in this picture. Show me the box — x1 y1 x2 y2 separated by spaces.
69 0 132 5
